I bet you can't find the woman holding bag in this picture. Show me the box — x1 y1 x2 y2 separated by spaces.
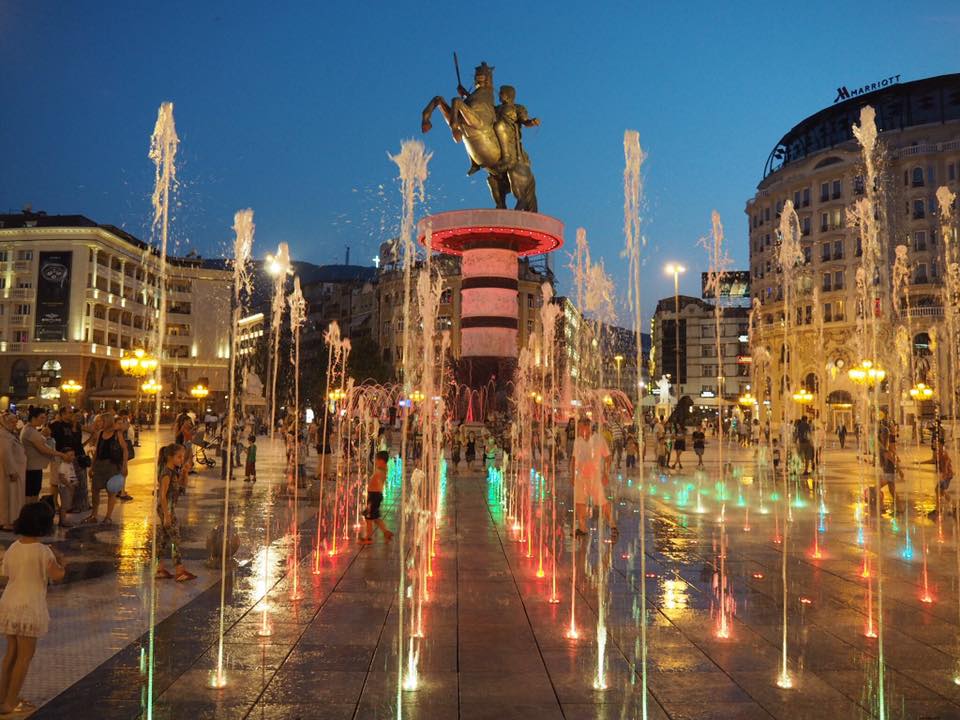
82 411 126 526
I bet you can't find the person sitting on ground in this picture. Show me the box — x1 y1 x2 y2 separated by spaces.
359 450 393 544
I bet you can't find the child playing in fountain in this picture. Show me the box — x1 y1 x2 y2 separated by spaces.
360 451 394 544
0 502 66 714
625 435 638 469
243 434 257 483
931 443 955 519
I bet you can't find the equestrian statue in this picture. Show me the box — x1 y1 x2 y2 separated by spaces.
422 57 539 212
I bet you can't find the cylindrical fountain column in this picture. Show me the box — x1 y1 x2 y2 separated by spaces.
418 209 563 394
460 247 520 358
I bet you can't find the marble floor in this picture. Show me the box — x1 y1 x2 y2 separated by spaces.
18 435 960 719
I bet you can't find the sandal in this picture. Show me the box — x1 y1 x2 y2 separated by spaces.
175 570 197 582
155 568 174 580
100 517 114 526
80 516 99 525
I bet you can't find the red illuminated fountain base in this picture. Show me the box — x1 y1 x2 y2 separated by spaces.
417 209 564 415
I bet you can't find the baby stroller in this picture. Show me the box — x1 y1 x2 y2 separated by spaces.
194 427 221 468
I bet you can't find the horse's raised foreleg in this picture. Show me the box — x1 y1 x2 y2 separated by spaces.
422 96 461 142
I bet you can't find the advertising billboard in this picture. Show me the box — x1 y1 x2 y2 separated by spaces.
35 251 72 342
701 270 750 299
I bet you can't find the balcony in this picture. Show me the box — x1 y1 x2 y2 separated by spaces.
908 306 944 318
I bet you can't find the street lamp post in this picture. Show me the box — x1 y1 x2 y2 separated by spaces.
664 263 686 397
614 354 624 395
190 383 210 414
120 348 158 446
60 379 82 407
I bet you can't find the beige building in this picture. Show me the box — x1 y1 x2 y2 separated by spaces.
0 212 232 408
746 73 960 429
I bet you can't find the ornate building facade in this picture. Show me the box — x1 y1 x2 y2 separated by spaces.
746 74 960 429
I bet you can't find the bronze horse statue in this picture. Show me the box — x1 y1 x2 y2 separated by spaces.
422 61 538 212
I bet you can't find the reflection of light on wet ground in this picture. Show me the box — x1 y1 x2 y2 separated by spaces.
660 578 688 610
117 514 151 577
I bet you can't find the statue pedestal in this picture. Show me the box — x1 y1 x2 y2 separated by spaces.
417 209 563 411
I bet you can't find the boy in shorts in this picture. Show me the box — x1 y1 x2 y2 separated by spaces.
360 451 394 544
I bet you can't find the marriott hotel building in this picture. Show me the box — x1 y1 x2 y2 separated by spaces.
746 73 960 428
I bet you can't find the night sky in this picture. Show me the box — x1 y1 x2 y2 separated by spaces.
2 0 958 321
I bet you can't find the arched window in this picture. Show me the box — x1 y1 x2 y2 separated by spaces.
41 359 62 377
804 372 819 393
913 332 931 356
912 167 924 187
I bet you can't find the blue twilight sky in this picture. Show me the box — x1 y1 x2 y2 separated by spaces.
1 1 959 322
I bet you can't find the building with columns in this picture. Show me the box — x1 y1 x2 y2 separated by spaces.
0 211 232 409
746 73 960 429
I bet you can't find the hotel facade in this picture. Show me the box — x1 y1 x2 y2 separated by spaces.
0 212 232 409
746 73 960 428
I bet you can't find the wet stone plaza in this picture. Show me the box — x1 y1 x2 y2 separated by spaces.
11 437 960 719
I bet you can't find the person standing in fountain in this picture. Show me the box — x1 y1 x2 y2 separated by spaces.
571 418 616 539
360 451 393 544
154 444 196 582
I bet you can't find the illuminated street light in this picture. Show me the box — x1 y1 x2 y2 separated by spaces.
664 263 686 395
141 378 162 395
119 347 158 377
909 382 934 401
738 392 757 407
410 390 426 404
848 360 885 386
60 379 83 398
791 387 814 404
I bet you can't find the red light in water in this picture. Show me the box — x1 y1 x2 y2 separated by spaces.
800 597 812 605
536 568 545 578
752 572 764 580
865 628 878 638
921 594 934 604
645 572 657 578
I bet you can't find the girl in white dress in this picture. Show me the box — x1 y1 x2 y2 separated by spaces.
0 502 65 714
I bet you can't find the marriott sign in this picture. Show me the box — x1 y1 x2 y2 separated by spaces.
833 74 901 104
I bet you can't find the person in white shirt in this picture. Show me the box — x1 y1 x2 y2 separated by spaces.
570 417 617 538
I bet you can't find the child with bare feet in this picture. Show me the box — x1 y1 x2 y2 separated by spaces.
0 502 66 714
360 451 393 544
